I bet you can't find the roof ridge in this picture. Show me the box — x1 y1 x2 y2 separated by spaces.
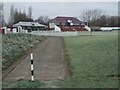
56 16 74 18
19 21 37 23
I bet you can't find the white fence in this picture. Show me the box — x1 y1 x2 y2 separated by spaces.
29 31 118 36
77 31 118 36
101 27 120 31
30 31 77 36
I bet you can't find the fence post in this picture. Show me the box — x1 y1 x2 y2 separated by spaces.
30 53 34 82
90 31 92 36
76 30 77 36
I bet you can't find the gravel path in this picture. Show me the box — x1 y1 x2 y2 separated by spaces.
3 37 70 81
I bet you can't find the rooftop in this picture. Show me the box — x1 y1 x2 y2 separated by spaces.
13 22 45 27
49 16 84 23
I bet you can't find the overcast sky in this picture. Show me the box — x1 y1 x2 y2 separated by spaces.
4 2 118 22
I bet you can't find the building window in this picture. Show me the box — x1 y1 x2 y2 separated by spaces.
54 22 59 25
73 23 80 25
61 23 65 25
65 22 70 26
81 23 85 25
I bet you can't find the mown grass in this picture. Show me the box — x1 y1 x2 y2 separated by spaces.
56 35 118 88
2 34 45 70
2 35 119 88
2 80 58 88
3 80 45 88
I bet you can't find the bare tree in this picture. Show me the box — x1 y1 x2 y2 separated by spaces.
28 6 32 19
7 5 33 26
81 10 92 22
35 15 50 25
91 9 103 21
13 8 33 24
98 15 108 26
8 4 15 26
81 9 104 26
0 2 4 27
107 16 119 27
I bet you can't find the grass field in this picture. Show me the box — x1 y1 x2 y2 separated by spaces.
2 34 45 70
2 35 119 88
57 35 118 88
2 80 58 88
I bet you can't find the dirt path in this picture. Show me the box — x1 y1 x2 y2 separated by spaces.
3 37 70 81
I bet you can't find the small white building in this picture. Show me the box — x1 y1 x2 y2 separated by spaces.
13 22 47 32
100 27 120 31
1 22 47 34
1 26 28 34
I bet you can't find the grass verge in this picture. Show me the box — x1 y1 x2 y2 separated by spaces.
2 80 59 88
2 34 45 70
56 35 119 88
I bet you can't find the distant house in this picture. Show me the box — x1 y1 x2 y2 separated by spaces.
48 16 91 32
13 22 47 32
0 26 27 34
0 22 47 34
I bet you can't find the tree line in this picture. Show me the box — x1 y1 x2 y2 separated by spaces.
8 5 33 27
8 5 50 26
0 3 50 27
0 3 5 28
0 3 119 27
80 9 119 27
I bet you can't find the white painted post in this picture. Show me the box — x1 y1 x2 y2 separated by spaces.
30 53 34 82
76 30 77 36
3 27 7 34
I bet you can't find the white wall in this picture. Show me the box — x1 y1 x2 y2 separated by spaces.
101 27 120 31
2 26 28 34
49 23 55 28
30 31 77 36
12 28 18 33
84 25 91 31
49 23 61 32
30 31 118 36
54 25 61 32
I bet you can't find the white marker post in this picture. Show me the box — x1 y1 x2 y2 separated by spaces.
30 53 34 82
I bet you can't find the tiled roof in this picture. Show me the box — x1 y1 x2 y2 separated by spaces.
13 22 45 27
49 16 83 23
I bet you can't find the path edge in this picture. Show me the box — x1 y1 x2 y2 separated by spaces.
2 37 48 80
